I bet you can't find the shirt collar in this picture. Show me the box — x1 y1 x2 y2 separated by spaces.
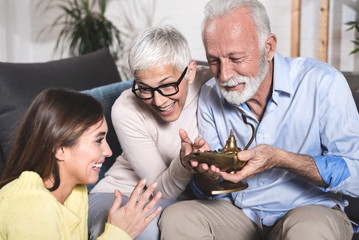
272 52 293 96
239 52 292 111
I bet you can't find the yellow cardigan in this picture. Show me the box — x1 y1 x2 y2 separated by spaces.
0 171 131 240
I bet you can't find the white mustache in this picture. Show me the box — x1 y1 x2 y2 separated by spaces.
217 75 249 87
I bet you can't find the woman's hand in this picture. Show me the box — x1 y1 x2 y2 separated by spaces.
179 129 212 174
107 179 162 239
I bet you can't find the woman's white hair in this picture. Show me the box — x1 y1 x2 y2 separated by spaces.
202 0 271 50
128 25 192 75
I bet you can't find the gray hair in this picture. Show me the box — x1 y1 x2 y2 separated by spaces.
202 0 271 50
128 25 192 75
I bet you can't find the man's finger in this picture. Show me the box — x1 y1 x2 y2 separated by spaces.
237 150 252 161
220 169 247 183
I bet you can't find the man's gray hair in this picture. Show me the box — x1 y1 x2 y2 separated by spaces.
128 25 192 75
202 0 271 50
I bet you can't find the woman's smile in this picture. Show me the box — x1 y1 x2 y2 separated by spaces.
159 101 176 112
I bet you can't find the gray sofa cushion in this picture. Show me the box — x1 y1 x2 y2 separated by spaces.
349 90 359 240
0 48 121 175
353 90 359 112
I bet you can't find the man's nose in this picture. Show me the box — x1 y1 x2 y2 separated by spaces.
219 61 234 82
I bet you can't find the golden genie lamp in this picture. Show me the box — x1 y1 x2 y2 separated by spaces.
183 114 255 195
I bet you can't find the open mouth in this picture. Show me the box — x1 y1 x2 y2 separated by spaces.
92 163 103 170
159 102 175 112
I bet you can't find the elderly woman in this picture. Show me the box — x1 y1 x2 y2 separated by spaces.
88 25 211 239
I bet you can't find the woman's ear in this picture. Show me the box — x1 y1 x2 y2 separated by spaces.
265 34 277 61
186 60 197 84
54 147 67 161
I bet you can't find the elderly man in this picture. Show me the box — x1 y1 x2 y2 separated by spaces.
159 0 359 239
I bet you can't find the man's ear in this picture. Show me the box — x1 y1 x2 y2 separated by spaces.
265 34 277 61
54 147 67 161
186 60 197 84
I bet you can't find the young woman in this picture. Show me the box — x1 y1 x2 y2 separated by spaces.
0 88 162 240
88 25 212 239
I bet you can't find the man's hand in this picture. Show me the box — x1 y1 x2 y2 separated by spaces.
220 144 327 187
220 144 276 183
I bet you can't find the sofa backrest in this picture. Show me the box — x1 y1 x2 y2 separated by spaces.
0 48 121 176
353 90 359 112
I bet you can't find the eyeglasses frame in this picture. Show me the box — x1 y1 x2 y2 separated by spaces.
132 66 188 100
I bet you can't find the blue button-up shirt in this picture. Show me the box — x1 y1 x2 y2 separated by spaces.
195 52 359 229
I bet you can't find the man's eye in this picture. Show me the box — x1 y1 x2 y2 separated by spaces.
208 59 219 65
231 57 244 62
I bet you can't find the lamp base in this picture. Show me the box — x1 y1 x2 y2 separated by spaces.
210 180 248 195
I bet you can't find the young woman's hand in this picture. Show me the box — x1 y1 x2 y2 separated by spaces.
107 179 162 239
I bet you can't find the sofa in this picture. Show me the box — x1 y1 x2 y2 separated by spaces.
0 48 358 238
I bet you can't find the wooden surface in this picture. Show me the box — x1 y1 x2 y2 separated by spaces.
291 0 330 62
318 0 330 62
291 0 301 57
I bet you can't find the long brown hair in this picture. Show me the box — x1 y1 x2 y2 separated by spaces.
0 88 104 190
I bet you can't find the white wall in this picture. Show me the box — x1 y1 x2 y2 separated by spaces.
329 0 359 73
0 0 6 61
0 0 67 63
105 0 292 63
1 0 358 73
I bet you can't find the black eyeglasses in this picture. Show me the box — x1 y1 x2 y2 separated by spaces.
132 67 188 100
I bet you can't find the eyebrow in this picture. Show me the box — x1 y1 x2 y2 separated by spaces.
95 131 106 138
207 51 247 58
135 76 175 87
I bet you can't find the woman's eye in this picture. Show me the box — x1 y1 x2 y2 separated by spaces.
96 137 104 144
160 84 175 90
139 88 151 93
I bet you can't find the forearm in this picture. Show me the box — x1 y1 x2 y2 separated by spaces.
273 147 327 187
153 156 192 199
114 113 190 199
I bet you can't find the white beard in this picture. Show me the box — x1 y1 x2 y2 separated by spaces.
216 52 269 105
